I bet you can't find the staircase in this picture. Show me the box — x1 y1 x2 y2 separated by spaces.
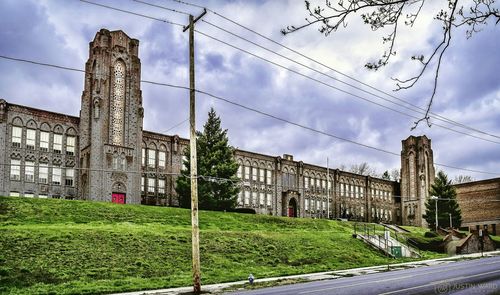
353 223 421 258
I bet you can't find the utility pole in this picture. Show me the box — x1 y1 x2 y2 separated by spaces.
326 157 329 220
183 9 206 294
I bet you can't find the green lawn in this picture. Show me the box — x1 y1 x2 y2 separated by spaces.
0 197 443 295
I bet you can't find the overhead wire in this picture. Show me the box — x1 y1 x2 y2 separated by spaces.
131 0 500 145
2 3 498 176
167 0 500 141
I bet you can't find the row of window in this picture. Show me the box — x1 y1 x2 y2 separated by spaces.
141 177 166 194
141 148 167 169
238 190 272 207
9 192 74 199
237 166 273 185
10 159 74 186
12 126 76 155
304 198 328 211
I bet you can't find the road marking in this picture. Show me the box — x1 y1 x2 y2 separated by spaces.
298 259 500 294
378 269 500 295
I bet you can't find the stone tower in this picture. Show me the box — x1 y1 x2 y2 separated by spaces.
400 135 435 227
79 29 143 204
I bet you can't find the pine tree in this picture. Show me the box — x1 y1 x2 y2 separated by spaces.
176 108 240 211
423 171 462 230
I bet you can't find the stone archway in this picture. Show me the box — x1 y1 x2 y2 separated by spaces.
288 198 298 218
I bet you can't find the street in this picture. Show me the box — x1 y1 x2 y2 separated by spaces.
227 256 500 295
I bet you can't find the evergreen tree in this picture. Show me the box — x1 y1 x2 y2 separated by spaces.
176 108 240 211
423 171 462 230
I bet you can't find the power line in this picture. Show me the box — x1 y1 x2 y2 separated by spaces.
80 0 184 27
131 0 500 145
82 0 500 145
2 54 499 176
168 0 500 141
193 30 500 145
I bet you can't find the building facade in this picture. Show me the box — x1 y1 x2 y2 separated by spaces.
0 29 497 231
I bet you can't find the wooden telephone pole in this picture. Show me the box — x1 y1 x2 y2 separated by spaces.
183 8 206 294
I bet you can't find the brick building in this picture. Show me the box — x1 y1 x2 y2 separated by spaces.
0 29 497 231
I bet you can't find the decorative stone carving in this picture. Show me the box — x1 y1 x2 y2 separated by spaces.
110 60 125 145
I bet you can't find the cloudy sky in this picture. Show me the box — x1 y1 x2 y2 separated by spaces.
0 0 499 181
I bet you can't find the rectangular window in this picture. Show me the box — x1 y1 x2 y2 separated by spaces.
244 166 250 180
148 178 155 193
66 136 75 155
238 191 243 205
158 179 165 194
53 134 62 153
40 131 49 151
39 194 48 199
322 179 326 189
25 161 35 182
39 164 48 183
148 150 156 168
305 198 309 211
24 193 34 198
9 191 20 197
259 169 265 182
244 190 250 205
141 148 146 166
252 191 257 205
237 165 242 178
266 193 271 206
305 177 309 189
65 168 74 186
322 201 326 210
10 159 20 180
158 151 166 168
328 180 332 190
52 167 61 185
12 126 22 147
252 167 257 181
316 200 320 211
26 129 36 150
266 170 272 185
182 155 188 171
141 177 145 192
259 192 264 205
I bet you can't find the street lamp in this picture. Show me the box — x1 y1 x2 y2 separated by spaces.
431 196 439 232
449 213 452 229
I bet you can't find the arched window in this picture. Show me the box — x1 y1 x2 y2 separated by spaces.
111 60 125 145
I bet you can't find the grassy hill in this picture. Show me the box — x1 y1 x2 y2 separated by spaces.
0 196 443 295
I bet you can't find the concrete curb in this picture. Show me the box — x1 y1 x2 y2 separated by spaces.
112 250 500 295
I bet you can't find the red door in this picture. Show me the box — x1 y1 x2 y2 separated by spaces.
288 207 295 217
112 193 126 204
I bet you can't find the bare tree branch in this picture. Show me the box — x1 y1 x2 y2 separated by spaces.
283 0 500 129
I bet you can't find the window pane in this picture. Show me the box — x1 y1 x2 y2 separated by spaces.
25 161 35 182
66 136 75 155
54 134 62 153
40 132 49 151
52 167 61 185
10 159 20 180
26 129 36 149
158 151 166 168
148 150 156 168
12 126 22 147
39 164 48 183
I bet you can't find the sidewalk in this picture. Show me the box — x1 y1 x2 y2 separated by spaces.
112 250 500 295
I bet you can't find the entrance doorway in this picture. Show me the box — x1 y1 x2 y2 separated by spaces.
112 193 126 204
288 198 297 217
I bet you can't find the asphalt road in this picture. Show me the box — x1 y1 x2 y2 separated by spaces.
227 256 500 295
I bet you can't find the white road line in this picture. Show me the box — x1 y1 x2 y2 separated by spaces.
378 269 500 295
298 259 500 295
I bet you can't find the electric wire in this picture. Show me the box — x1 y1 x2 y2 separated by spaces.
168 0 500 141
2 55 499 176
82 0 500 145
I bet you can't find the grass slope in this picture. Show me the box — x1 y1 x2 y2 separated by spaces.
0 197 442 295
